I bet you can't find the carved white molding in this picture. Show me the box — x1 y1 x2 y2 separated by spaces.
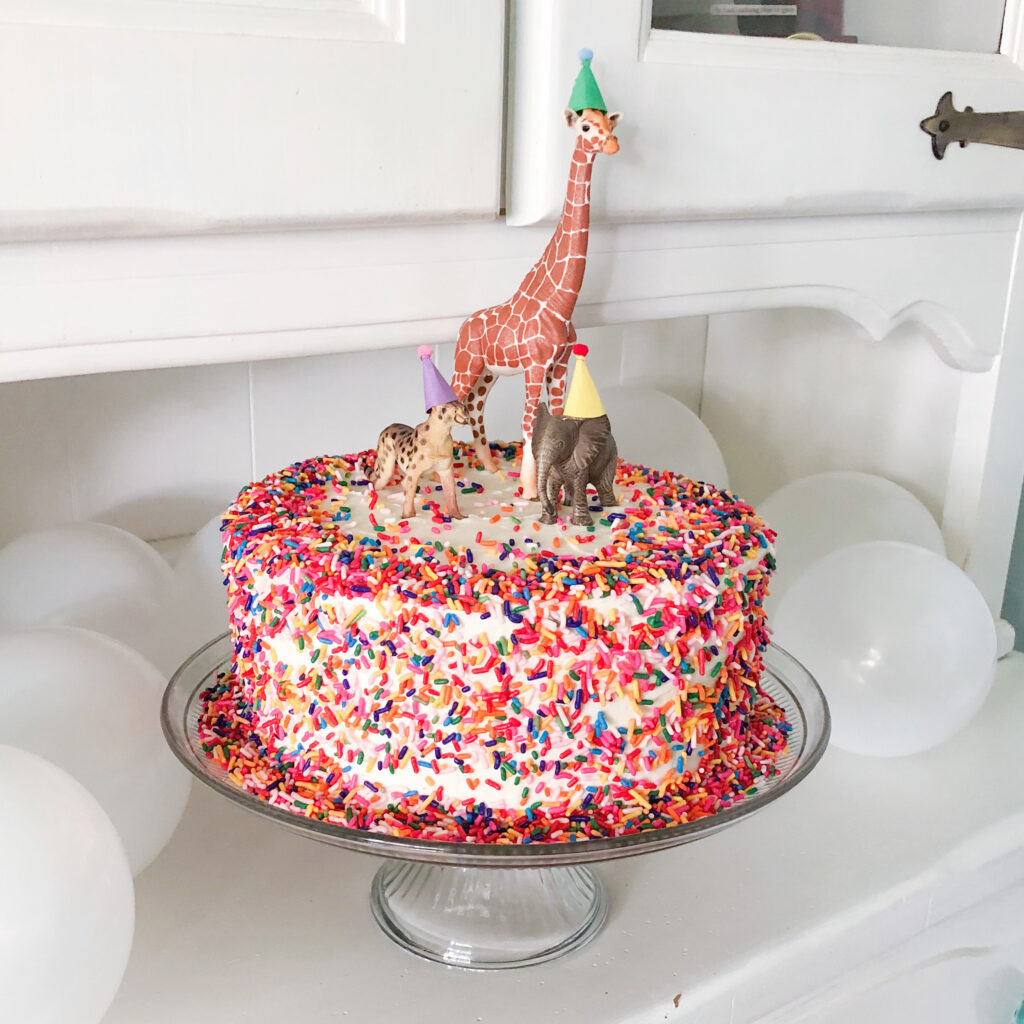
575 290 993 374
0 0 403 40
1001 0 1024 67
0 212 1012 382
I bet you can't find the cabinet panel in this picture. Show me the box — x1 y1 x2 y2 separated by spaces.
652 0 1006 53
0 0 402 39
0 0 503 238
508 0 1024 224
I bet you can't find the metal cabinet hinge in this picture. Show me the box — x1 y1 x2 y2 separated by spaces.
920 91 1024 159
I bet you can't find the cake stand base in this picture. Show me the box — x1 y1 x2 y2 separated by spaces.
163 638 829 970
370 862 608 969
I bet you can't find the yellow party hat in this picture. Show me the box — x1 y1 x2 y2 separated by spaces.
563 343 605 418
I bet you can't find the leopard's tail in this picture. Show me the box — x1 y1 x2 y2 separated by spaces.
368 431 397 489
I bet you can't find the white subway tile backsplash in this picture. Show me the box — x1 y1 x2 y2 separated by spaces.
250 347 436 478
618 318 708 413
701 309 963 512
575 324 625 386
66 363 252 540
0 376 76 545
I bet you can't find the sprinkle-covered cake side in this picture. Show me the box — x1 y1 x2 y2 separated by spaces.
198 443 789 843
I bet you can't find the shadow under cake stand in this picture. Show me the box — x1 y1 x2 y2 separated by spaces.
162 636 830 970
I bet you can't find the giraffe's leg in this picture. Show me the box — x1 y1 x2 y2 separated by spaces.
451 322 482 400
466 370 498 473
519 363 547 500
547 326 574 416
453 321 499 474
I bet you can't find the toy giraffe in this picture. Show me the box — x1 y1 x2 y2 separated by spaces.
451 49 620 500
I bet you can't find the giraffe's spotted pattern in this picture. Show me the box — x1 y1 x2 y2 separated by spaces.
451 110 621 487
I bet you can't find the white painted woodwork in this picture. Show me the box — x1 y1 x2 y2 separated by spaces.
0 212 1015 380
0 1 502 237
507 0 1024 225
0 0 403 40
942 213 1024 621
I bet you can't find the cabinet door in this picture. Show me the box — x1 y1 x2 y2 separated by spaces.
0 0 504 238
507 0 1024 223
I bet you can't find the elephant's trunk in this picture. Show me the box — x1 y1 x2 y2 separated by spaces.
535 453 559 523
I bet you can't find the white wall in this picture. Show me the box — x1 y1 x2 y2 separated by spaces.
701 308 965 516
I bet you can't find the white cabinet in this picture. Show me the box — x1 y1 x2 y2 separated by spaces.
2 1 1024 616
507 0 1024 225
0 0 504 238
2 10 1024 1022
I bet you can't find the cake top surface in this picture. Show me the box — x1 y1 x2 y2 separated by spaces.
223 443 775 613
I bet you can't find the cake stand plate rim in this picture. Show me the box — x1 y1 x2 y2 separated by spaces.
160 634 831 868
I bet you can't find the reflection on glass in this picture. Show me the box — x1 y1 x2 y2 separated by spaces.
651 0 1006 54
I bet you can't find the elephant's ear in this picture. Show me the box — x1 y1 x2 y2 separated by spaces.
574 415 611 467
532 403 551 456
536 402 551 432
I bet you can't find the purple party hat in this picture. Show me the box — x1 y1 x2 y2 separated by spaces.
419 345 458 411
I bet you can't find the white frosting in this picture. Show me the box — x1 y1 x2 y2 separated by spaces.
225 448 774 824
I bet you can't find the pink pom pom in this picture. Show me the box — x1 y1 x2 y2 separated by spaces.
417 345 433 359
573 343 589 357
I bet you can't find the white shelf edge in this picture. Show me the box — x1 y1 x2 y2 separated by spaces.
0 213 1014 383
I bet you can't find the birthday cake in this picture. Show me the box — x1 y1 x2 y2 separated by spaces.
202 443 787 842
197 51 789 843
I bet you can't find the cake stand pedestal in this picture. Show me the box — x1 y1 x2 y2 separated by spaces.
162 638 829 970
371 861 607 968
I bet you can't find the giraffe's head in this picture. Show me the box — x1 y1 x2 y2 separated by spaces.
564 108 621 155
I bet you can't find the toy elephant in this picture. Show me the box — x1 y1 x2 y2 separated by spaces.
531 402 618 527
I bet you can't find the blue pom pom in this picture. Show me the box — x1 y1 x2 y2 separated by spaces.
578 47 593 62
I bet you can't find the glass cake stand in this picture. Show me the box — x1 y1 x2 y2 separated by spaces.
161 635 830 970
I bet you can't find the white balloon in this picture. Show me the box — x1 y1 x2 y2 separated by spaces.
0 523 177 670
0 745 134 1024
0 628 191 874
49 591 185 680
773 541 996 757
600 386 730 489
760 472 945 615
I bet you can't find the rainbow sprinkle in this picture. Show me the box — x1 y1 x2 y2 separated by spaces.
198 442 789 843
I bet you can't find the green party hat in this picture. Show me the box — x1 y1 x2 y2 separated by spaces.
567 48 607 113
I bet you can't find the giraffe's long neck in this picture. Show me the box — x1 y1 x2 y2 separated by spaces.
537 138 595 320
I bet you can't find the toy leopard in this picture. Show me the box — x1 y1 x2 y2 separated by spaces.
369 349 469 520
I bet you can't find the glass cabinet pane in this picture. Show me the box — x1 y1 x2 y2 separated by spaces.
651 0 1007 53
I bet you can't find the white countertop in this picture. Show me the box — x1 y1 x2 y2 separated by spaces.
104 654 1024 1024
